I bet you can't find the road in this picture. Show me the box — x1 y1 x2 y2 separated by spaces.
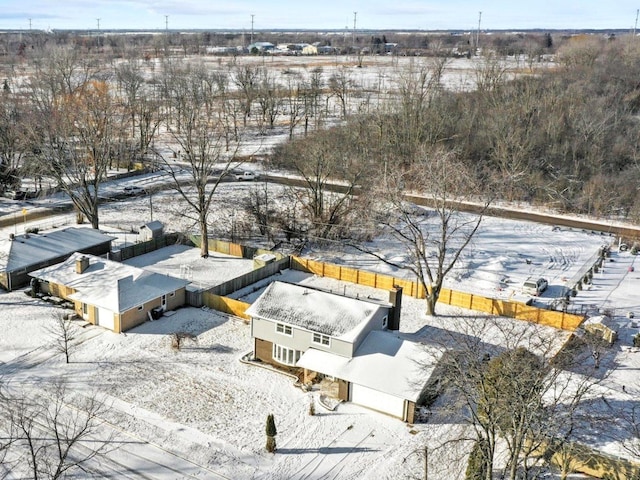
2 170 639 239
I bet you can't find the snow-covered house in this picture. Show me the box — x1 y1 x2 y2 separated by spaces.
0 227 114 291
247 281 435 422
30 253 189 333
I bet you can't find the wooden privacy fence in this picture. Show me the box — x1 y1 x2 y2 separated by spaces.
190 236 287 262
291 256 584 331
439 289 585 331
110 234 174 262
203 292 250 321
290 256 425 298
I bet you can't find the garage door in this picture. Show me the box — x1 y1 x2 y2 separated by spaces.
350 383 406 419
96 307 116 331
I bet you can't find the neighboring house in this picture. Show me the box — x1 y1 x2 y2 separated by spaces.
0 227 114 291
247 281 436 422
30 253 189 333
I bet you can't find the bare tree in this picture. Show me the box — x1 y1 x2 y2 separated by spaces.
3 382 112 479
430 317 602 480
328 69 354 119
355 148 490 315
272 127 369 240
159 64 241 257
47 312 78 364
27 79 128 228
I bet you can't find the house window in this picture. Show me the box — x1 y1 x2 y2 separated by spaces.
137 305 143 311
272 344 301 366
82 303 88 315
275 323 292 336
169 292 175 297
382 316 388 328
312 333 331 346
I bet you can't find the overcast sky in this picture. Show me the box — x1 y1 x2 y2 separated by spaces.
3 1 640 32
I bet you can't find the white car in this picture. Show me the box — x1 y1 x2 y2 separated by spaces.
522 277 548 296
123 186 146 196
235 171 259 181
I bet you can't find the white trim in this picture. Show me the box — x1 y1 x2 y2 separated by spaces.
275 322 292 336
272 344 301 366
312 332 331 347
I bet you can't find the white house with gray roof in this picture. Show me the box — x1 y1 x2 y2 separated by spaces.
247 281 434 422
247 281 392 364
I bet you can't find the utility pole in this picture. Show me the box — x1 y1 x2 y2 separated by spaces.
476 11 482 54
28 18 31 30
250 14 255 46
164 15 169 55
352 11 357 50
96 18 100 31
634 9 639 38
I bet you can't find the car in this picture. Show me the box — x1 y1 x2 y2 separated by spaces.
234 170 259 181
522 277 548 296
123 186 146 196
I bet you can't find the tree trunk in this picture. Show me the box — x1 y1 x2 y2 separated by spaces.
200 216 209 258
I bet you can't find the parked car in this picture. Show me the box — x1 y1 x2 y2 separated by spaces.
522 277 548 296
234 170 259 181
123 186 146 196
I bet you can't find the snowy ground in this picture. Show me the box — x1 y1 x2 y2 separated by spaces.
124 244 256 290
0 270 577 479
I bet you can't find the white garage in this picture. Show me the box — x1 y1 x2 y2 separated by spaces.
96 306 116 331
297 330 442 423
350 383 407 420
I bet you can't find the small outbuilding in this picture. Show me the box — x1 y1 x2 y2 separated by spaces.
139 221 164 241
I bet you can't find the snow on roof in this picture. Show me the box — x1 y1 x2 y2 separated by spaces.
31 252 189 313
245 281 386 337
1 227 114 272
297 330 443 401
141 220 163 231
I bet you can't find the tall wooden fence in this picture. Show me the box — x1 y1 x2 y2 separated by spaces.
110 234 175 262
203 293 250 321
290 256 584 331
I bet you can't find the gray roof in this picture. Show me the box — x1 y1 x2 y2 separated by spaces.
141 221 164 232
245 281 384 337
1 228 114 273
31 252 189 313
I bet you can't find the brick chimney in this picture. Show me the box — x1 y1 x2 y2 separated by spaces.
75 256 90 274
388 285 402 331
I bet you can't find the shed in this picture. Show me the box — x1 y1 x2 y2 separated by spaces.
139 221 164 242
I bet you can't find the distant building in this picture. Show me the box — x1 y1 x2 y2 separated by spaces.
248 42 275 53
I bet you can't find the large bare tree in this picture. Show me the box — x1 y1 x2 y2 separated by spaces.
428 317 601 480
28 80 128 228
355 148 490 315
158 63 241 257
